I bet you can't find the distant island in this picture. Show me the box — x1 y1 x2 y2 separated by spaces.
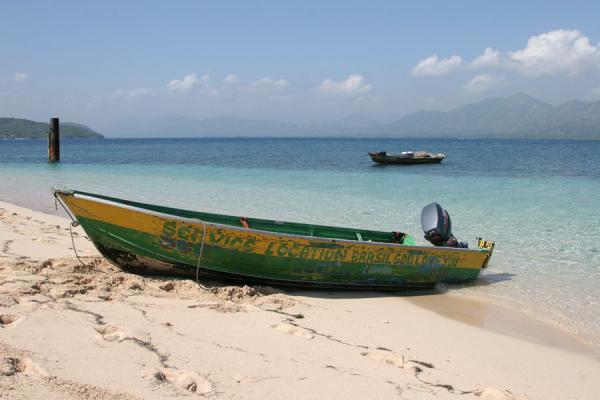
0 118 103 139
104 94 600 140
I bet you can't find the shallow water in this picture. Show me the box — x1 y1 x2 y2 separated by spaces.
1 137 599 345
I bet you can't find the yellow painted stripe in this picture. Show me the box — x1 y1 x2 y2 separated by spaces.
63 194 165 235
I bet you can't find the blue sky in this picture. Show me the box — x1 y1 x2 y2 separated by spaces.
2 1 600 129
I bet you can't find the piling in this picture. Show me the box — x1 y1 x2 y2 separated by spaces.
48 118 60 162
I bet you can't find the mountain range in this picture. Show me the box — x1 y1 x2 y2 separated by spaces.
103 94 600 139
0 118 103 139
4 94 600 140
383 94 600 139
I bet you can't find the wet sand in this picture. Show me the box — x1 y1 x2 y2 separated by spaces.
1 200 599 399
407 294 596 357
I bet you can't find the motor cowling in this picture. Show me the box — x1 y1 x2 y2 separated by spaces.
421 203 467 248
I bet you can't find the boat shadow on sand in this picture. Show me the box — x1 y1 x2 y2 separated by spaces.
261 272 516 300
435 271 515 292
459 271 515 287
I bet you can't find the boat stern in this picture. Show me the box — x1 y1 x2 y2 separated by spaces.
476 238 495 269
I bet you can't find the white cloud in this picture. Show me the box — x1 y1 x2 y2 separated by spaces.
469 29 600 77
224 73 237 84
316 74 372 96
470 48 501 69
166 73 199 92
415 29 600 80
462 74 499 93
411 55 462 76
112 87 156 99
251 77 289 89
14 72 28 82
108 72 294 101
506 29 600 76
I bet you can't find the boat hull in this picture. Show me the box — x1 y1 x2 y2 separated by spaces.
369 153 444 165
56 191 491 290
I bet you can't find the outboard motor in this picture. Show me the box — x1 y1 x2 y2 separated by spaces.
421 203 468 248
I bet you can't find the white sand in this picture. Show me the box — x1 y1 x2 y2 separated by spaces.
1 200 599 399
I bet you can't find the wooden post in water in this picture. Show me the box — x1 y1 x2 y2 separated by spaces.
48 118 60 162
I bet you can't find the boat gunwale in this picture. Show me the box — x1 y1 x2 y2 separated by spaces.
61 190 489 256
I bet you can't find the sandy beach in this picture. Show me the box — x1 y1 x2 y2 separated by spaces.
1 199 598 400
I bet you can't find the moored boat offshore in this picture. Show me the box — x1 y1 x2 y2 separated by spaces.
54 189 494 290
369 151 445 164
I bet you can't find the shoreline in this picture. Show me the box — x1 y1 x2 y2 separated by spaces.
1 199 599 399
4 194 598 355
407 292 595 358
440 282 600 356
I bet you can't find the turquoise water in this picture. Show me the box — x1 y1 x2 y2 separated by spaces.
1 138 599 345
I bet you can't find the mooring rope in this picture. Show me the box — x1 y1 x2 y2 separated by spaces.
195 220 208 290
54 191 210 284
68 221 94 269
54 192 96 270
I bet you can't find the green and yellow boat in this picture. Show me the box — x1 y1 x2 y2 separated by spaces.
54 189 494 290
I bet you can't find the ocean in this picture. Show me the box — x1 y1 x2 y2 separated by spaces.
1 137 599 346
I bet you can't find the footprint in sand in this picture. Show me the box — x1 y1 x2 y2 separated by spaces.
95 324 129 342
0 357 48 376
0 313 24 328
155 368 213 394
361 350 405 368
476 388 519 400
272 323 314 339
361 349 436 374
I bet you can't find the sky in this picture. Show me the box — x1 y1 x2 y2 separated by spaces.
2 0 600 130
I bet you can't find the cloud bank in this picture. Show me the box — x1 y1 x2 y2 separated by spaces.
462 74 499 93
166 73 200 92
316 74 372 96
112 87 156 99
413 29 600 79
411 55 463 76
504 29 600 76
250 78 288 89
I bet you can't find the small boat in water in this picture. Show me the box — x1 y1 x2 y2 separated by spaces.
369 151 445 165
54 189 494 290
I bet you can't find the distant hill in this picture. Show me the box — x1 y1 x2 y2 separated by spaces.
105 115 303 138
0 118 103 139
4 96 600 139
106 114 386 138
383 94 600 139
102 94 600 139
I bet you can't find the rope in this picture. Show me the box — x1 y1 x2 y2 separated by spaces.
195 220 208 290
68 221 97 270
54 191 209 284
54 192 96 270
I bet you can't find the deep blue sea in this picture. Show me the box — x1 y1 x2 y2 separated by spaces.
1 138 599 344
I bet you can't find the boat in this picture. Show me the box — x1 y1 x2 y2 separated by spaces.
369 151 445 165
53 189 494 290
